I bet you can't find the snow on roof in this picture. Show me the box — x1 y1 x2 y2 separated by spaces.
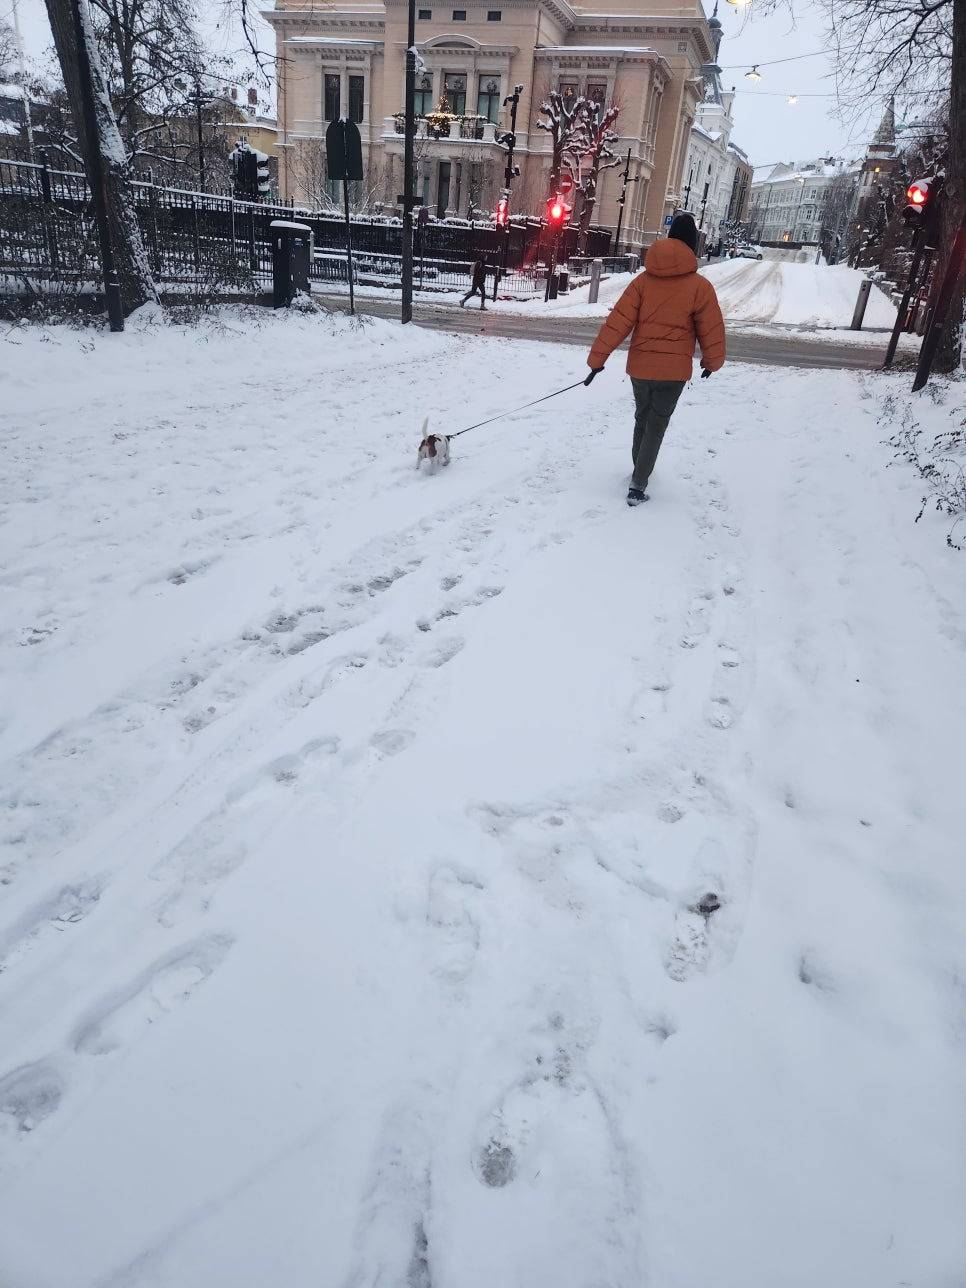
286 36 382 44
0 118 23 135
537 44 657 53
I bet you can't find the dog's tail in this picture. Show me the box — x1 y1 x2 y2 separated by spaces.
420 416 429 438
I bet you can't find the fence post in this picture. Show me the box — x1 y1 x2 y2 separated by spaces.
148 171 161 278
248 207 257 274
38 150 60 270
191 196 201 272
229 198 237 270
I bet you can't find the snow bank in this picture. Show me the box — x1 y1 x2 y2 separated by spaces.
501 260 899 333
702 258 898 328
1 312 965 1288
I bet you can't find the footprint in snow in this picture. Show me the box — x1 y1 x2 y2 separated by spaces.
0 878 103 976
71 932 233 1056
0 1060 64 1138
370 729 416 757
467 1020 640 1284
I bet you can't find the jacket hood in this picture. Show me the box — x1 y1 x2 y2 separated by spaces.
644 238 698 278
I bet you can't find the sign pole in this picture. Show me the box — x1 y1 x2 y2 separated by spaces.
343 171 355 315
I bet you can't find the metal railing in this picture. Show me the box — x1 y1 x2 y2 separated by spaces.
0 155 612 296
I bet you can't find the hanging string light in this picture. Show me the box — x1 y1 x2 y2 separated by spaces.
787 94 798 105
745 65 762 82
726 0 752 8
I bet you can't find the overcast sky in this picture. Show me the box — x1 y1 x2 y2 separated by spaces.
5 0 881 170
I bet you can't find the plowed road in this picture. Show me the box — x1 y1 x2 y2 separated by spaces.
338 297 894 370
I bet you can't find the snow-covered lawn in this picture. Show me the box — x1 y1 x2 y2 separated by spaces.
1 309 965 1288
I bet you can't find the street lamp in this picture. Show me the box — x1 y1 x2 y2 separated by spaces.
493 83 524 299
613 148 640 256
745 66 762 83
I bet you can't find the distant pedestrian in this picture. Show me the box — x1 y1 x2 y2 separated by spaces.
460 258 488 310
583 212 726 507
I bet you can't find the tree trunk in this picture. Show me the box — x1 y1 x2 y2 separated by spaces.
935 0 965 373
44 0 158 312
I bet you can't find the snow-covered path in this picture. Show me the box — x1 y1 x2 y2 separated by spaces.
1 311 964 1288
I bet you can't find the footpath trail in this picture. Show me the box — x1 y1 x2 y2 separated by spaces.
1 310 964 1288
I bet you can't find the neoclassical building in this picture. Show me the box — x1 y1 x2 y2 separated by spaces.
267 0 717 246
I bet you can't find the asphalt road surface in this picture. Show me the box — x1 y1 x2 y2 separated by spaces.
337 296 893 371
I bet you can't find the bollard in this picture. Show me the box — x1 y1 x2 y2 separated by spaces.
850 278 873 330
588 258 603 304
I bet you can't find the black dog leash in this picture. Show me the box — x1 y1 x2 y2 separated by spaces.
448 381 586 439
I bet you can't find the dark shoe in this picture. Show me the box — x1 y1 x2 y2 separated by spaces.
626 487 648 507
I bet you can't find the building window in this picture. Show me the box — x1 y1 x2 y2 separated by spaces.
586 81 607 104
477 75 500 123
414 73 433 115
418 7 431 15
324 73 340 122
487 8 501 17
348 75 364 123
443 72 466 114
452 8 466 18
559 80 578 104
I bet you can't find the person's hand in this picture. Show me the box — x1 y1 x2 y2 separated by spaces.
584 368 604 386
700 367 712 379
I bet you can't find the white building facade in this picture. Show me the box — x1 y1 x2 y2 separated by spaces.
749 157 860 245
678 6 749 247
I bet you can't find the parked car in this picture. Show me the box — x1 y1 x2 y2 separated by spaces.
734 244 764 260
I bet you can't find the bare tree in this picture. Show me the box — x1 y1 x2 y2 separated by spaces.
0 19 19 80
43 0 157 310
571 100 622 253
820 171 861 262
536 89 587 203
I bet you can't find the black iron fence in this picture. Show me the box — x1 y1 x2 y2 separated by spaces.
0 156 613 299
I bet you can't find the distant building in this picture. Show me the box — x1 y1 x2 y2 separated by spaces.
0 81 29 160
215 87 279 159
678 4 751 246
859 97 899 193
266 0 720 246
749 156 861 245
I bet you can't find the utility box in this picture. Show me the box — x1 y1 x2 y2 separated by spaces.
270 219 313 308
557 268 570 294
588 259 603 304
851 278 873 330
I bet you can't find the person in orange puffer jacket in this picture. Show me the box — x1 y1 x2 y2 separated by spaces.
585 213 726 507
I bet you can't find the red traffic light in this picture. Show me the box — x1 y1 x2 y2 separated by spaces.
547 196 567 228
495 196 509 228
907 180 929 207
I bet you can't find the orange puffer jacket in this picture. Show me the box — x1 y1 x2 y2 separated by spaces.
587 238 726 381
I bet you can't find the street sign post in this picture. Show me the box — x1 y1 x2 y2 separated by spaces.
326 119 364 314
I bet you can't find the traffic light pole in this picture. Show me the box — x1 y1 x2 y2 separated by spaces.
912 208 966 392
494 84 523 301
884 178 943 371
401 0 417 324
71 0 124 332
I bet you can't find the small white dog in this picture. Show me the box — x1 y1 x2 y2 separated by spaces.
416 418 451 473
